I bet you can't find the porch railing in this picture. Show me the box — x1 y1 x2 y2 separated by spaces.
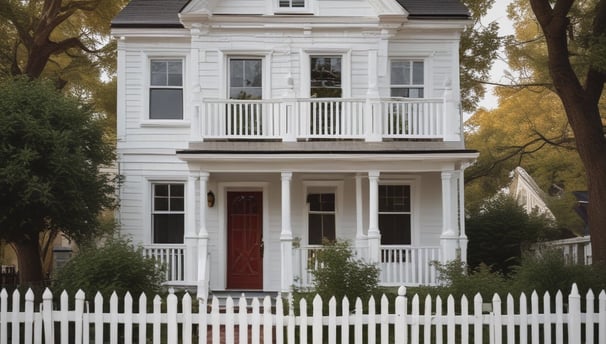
293 245 440 288
194 97 451 142
534 236 592 265
379 246 441 286
142 245 186 283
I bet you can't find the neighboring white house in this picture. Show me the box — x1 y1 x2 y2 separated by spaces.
110 0 478 296
508 166 555 218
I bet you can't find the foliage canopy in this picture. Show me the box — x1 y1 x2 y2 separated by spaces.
0 77 116 283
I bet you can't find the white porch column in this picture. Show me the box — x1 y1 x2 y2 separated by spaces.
280 172 294 293
440 171 458 262
197 172 210 300
184 174 198 283
355 174 368 256
367 171 381 263
458 170 468 263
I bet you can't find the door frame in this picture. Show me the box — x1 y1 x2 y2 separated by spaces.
217 182 269 290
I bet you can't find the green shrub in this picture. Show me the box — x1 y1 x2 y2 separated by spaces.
307 241 380 304
466 194 558 276
52 237 165 299
511 250 606 297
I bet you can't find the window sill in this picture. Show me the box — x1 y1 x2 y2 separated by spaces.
273 9 313 15
140 120 191 128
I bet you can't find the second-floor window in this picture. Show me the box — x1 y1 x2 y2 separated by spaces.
310 56 342 98
152 183 184 244
379 185 411 245
149 59 183 119
229 58 262 100
391 60 424 98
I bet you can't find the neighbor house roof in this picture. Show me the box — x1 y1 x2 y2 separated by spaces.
111 0 469 28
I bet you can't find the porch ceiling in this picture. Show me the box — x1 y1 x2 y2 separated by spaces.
177 141 478 172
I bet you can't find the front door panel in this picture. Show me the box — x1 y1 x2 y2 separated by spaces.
227 191 263 289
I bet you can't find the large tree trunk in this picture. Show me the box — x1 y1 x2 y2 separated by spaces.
14 238 45 285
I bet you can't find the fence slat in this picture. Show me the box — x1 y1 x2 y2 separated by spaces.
568 284 581 344
411 295 419 344
110 292 119 344
238 295 248 344
24 289 35 344
530 291 539 344
167 290 178 344
123 292 133 344
543 292 551 344
138 293 147 344
493 294 502 344
473 294 482 344
381 295 389 344
395 287 407 344
94 292 103 344
328 297 336 344
153 295 162 344
225 297 234 344
11 289 20 344
313 295 323 344
263 296 273 344
586 289 594 344
0 289 7 344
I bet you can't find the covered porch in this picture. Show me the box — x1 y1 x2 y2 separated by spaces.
145 148 476 298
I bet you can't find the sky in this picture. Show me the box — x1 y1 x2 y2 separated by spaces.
477 0 516 110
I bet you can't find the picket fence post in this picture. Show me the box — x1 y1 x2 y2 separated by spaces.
42 288 53 343
568 284 581 343
12 289 21 344
395 286 407 344
167 289 178 343
24 289 34 344
0 289 7 344
74 290 85 344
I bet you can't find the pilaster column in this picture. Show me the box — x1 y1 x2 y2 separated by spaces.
458 170 468 263
368 171 381 263
280 172 293 292
355 174 367 256
197 172 210 300
440 171 458 262
184 174 198 283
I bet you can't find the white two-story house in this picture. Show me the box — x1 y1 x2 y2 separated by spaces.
111 0 478 297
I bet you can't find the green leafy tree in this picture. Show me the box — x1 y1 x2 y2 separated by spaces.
0 77 115 284
459 0 502 112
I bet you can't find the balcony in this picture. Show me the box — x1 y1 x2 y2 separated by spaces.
190 97 460 142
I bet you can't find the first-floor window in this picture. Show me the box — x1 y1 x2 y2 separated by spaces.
152 183 184 243
379 185 411 245
307 193 336 245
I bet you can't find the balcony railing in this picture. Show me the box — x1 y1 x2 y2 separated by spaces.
193 97 457 142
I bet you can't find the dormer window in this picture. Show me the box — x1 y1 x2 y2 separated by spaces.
279 0 305 8
275 0 311 13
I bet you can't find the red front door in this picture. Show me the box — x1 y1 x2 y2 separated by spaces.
227 191 263 289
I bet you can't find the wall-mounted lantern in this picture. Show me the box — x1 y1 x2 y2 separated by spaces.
207 191 215 208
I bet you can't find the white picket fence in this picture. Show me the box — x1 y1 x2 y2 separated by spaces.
1 284 606 344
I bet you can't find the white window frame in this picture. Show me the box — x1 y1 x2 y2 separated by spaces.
150 181 186 244
300 50 351 98
227 57 264 100
141 53 190 127
389 59 426 98
378 177 420 246
219 51 272 100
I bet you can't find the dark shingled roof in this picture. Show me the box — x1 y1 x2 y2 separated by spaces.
111 0 190 28
111 0 469 28
395 0 469 18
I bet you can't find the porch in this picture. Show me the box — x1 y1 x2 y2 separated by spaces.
190 95 461 142
143 244 442 288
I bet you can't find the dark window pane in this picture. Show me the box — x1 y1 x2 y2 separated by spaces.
310 56 341 98
379 185 410 212
308 214 335 245
413 61 424 85
308 193 335 211
309 214 323 245
150 89 183 119
154 197 168 211
155 184 169 196
379 214 411 245
153 214 184 243
171 198 184 211
170 184 184 197
230 59 262 100
292 0 305 7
